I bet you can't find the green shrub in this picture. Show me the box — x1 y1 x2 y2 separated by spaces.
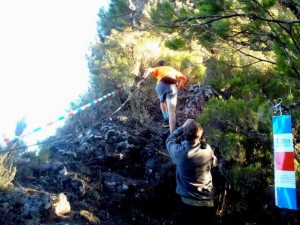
229 163 263 194
14 152 38 180
198 96 257 129
37 147 50 163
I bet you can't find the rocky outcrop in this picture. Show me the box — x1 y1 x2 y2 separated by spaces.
2 85 296 225
0 85 218 225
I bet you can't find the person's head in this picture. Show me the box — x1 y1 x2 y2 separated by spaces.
182 119 203 143
157 60 166 66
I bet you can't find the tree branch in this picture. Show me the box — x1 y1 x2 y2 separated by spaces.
174 13 300 25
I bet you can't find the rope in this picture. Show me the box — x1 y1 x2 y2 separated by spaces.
0 88 139 153
273 98 283 115
268 98 283 116
2 91 117 143
107 88 139 119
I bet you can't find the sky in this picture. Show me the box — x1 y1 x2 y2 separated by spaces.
0 0 109 147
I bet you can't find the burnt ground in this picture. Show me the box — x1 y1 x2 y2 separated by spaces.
1 85 299 225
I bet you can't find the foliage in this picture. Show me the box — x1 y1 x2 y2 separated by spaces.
86 25 208 124
197 95 274 217
221 132 247 162
84 0 300 222
97 0 132 41
14 152 37 179
97 0 155 41
229 163 263 193
150 0 300 102
0 152 16 190
149 1 178 34
198 96 262 158
14 147 51 181
257 101 273 132
199 96 258 129
165 38 186 50
37 146 50 163
5 118 28 156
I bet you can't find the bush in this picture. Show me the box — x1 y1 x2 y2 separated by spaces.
0 152 16 190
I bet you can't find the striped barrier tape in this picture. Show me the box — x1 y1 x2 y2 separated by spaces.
3 91 117 143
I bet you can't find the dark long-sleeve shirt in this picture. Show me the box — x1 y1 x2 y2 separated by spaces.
166 127 218 200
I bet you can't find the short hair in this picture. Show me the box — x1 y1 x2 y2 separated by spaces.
183 120 203 142
157 60 166 66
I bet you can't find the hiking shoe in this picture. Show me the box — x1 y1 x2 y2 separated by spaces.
162 119 170 128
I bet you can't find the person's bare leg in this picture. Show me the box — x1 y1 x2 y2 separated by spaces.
167 96 177 133
160 101 168 115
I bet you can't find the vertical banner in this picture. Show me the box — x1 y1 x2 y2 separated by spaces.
272 115 297 210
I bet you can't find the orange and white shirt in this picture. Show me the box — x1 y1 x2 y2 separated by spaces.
150 66 187 91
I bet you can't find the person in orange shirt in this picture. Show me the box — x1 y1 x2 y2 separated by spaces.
137 60 187 133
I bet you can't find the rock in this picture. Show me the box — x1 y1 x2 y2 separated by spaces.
79 210 100 224
52 193 71 217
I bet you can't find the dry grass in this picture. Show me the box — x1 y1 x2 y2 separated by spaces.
0 152 16 190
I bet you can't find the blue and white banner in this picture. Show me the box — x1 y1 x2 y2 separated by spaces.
272 115 297 210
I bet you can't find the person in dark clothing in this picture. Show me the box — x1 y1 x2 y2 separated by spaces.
166 119 218 225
